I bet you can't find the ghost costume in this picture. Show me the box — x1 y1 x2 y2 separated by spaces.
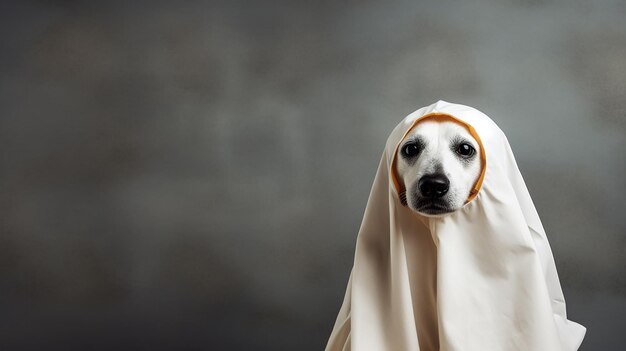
325 101 586 351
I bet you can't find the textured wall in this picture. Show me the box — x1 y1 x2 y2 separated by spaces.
0 0 624 350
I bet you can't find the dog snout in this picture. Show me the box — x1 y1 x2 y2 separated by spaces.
418 174 450 198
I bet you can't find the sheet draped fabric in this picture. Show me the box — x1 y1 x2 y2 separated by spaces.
325 101 586 351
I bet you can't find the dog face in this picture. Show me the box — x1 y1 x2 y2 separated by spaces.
395 120 482 216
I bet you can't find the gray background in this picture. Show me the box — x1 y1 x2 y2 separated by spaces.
1 0 624 350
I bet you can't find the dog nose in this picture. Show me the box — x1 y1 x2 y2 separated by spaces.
419 174 450 198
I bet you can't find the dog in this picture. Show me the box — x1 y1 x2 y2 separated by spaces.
395 120 482 216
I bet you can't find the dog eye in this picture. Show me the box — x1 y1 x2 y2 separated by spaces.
402 143 421 157
456 143 475 157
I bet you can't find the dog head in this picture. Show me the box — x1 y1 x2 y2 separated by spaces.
395 120 483 217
